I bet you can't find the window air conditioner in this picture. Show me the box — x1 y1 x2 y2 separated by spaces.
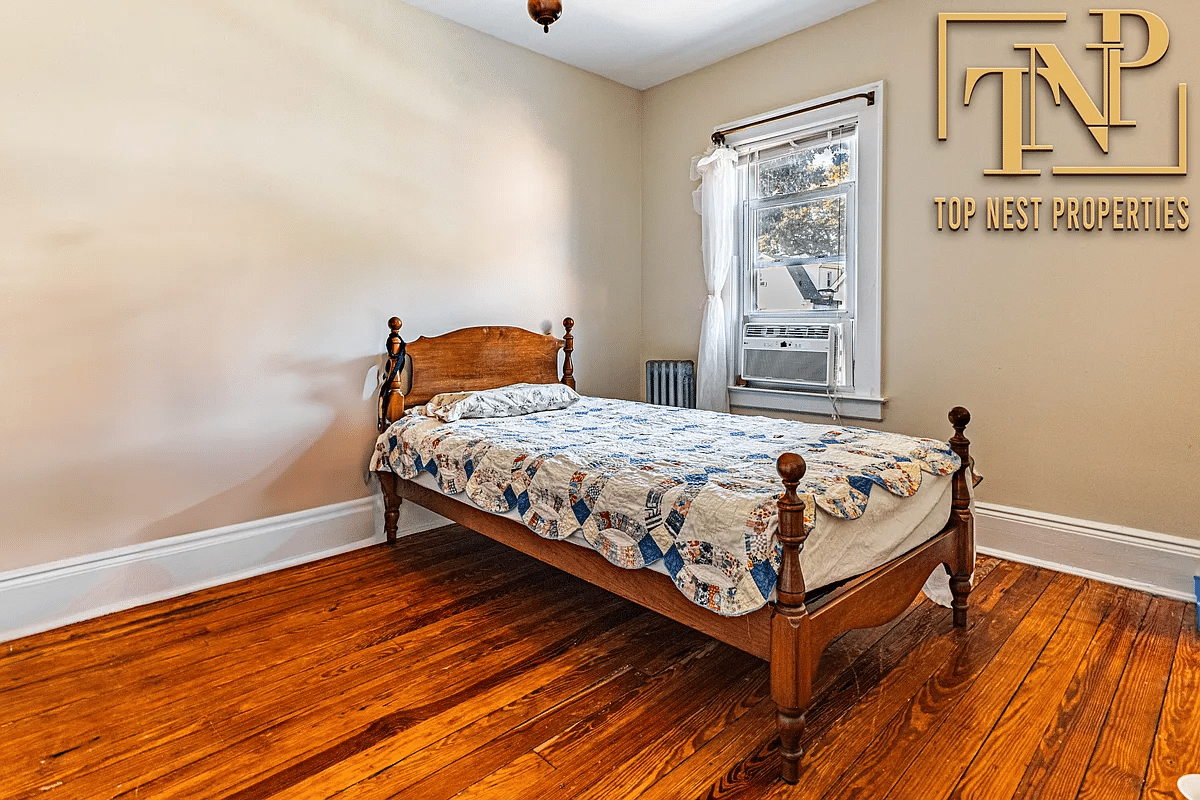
740 323 841 388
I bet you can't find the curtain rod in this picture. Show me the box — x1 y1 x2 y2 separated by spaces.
711 90 875 147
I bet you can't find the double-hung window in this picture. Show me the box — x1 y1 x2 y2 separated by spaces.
723 82 884 420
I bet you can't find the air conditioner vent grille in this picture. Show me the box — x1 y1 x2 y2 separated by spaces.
744 323 833 339
743 348 830 384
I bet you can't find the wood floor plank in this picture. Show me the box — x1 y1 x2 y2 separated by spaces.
0 559 566 789
0 532 483 667
449 751 561 800
1077 597 1185 800
812 554 1001 693
218 610 647 799
3 528 1193 800
629 696 780 800
444 643 761 800
329 666 648 800
4 576 623 797
530 645 761 775
0 535 513 712
1140 604 1200 800
631 559 1032 800
561 657 769 800
0 544 381 657
767 559 1044 800
104 597 639 799
279 611 698 799
945 579 1119 800
612 566 1006 800
877 571 1086 800
361 624 729 800
0 549 546 731
814 563 1059 800
1008 589 1152 800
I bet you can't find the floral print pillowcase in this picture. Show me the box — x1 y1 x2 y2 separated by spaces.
424 383 580 422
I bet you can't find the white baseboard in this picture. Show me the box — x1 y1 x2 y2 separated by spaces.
6 494 1193 644
0 495 449 644
976 502 1200 602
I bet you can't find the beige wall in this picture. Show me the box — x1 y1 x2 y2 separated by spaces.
7 0 1196 574
642 0 1200 539
0 0 642 570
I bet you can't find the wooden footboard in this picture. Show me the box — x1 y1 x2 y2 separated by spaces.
372 316 976 785
768 407 975 782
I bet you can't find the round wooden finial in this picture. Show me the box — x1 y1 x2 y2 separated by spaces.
949 406 971 429
388 317 402 332
563 317 574 331
776 452 807 484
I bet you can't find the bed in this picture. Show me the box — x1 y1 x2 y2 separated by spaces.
371 316 977 784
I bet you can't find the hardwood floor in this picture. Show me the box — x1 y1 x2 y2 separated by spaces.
2 525 1196 799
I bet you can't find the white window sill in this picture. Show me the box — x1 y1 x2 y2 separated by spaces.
728 386 886 421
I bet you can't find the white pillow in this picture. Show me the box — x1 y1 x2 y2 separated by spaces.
425 383 580 422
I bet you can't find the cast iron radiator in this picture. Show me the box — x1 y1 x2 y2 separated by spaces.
645 360 696 408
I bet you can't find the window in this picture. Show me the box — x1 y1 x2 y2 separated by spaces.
723 83 883 420
750 131 854 316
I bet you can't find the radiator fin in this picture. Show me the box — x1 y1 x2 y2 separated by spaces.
645 360 696 408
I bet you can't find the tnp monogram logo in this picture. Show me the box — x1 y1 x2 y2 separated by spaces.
937 10 1188 176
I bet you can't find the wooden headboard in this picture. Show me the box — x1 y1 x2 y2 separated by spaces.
378 317 575 431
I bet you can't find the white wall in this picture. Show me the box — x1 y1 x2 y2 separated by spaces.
10 0 1197 587
0 0 643 571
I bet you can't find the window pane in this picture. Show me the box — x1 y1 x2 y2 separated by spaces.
757 196 846 261
756 137 854 197
753 196 847 313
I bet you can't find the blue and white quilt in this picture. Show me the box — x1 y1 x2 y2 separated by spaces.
372 397 960 616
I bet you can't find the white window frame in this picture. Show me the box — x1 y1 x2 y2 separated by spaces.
722 81 884 421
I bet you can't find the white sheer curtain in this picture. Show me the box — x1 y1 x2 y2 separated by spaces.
690 147 739 413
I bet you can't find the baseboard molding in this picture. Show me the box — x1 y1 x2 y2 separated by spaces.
0 495 449 643
7 495 1193 643
976 502 1200 602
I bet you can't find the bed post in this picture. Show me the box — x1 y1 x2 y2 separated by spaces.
772 452 813 785
377 317 408 545
378 317 406 432
561 317 576 389
947 407 975 627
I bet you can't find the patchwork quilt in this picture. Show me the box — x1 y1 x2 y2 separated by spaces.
372 397 960 616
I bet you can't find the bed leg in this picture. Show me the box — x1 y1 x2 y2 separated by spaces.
948 407 975 627
772 453 814 784
777 705 808 785
379 471 402 545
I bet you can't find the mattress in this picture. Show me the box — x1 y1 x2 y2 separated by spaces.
408 468 954 601
374 396 962 616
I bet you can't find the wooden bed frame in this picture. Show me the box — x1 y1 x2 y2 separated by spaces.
373 316 976 784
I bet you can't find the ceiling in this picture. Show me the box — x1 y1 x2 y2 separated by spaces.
399 0 878 90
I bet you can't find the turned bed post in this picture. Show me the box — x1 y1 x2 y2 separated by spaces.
561 317 576 389
379 317 407 432
771 452 813 785
947 406 975 627
378 317 408 545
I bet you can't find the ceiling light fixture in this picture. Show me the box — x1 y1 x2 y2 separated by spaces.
528 0 561 33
